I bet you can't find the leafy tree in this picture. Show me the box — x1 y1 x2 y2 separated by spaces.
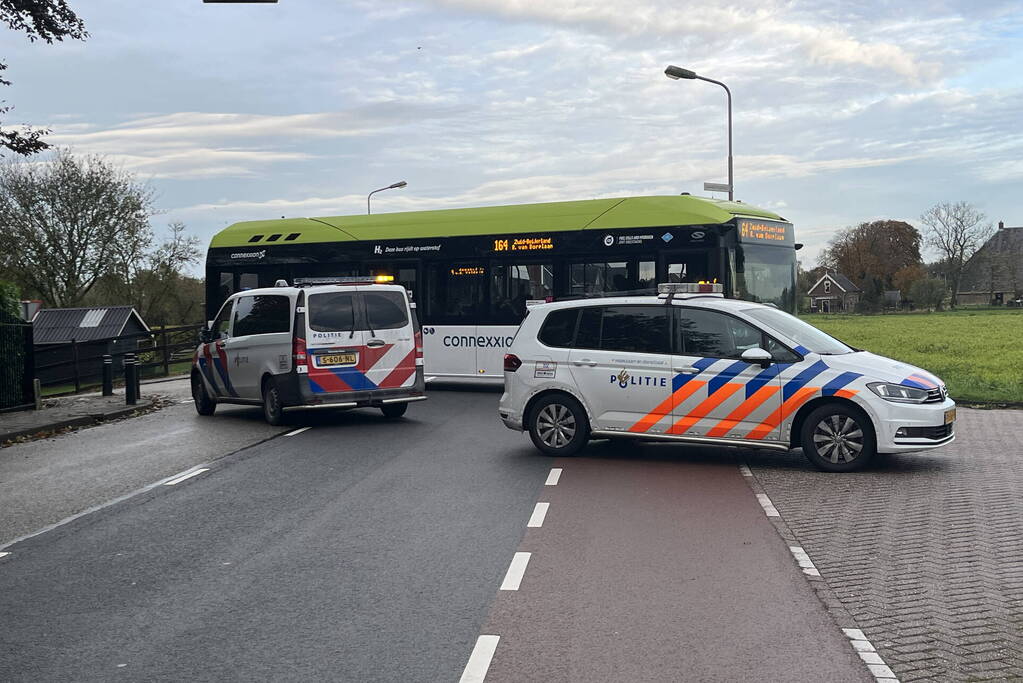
0 150 155 307
909 278 947 311
920 201 993 308
1 0 87 155
818 220 923 291
0 279 18 317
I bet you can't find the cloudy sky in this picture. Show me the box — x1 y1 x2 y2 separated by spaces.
3 0 1022 270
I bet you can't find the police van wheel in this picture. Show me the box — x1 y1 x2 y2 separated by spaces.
380 403 408 419
800 403 876 473
191 372 216 416
262 378 284 426
528 394 589 457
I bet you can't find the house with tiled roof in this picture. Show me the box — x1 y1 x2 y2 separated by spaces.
807 272 861 313
958 222 1023 306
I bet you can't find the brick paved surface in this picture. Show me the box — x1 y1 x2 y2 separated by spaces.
746 407 1023 682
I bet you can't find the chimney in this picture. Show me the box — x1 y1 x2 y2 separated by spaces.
999 220 1005 230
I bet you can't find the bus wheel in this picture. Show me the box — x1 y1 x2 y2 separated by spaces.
380 403 408 419
192 372 216 416
262 377 284 426
528 394 589 457
800 403 876 472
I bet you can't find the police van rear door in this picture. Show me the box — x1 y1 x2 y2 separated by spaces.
304 287 368 394
358 285 418 390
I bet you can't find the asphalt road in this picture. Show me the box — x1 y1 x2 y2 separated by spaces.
0 387 869 681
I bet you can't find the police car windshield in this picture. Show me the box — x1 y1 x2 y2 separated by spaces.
742 307 854 355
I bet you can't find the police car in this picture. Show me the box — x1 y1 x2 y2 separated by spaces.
192 277 426 425
498 283 955 472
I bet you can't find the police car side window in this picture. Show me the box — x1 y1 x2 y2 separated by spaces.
233 295 290 336
538 308 579 348
211 301 234 339
678 308 761 359
599 306 670 355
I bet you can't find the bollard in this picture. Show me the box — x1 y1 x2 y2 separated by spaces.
125 353 137 405
102 355 114 396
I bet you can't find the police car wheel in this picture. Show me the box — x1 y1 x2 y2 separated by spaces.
528 394 589 457
262 378 284 426
380 403 408 418
800 404 876 473
191 372 216 416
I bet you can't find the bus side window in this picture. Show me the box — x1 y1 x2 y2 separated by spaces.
219 272 234 301
239 273 258 291
491 263 553 324
427 263 486 324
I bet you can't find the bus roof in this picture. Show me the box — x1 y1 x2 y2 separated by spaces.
209 195 787 248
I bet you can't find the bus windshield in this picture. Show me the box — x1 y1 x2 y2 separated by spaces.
742 307 854 355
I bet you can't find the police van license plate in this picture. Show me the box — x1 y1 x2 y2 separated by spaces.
317 353 357 366
944 408 956 424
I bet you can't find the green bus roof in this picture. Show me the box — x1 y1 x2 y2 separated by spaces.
209 195 786 249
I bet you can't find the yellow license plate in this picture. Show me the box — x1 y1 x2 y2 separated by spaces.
945 408 956 424
317 353 357 366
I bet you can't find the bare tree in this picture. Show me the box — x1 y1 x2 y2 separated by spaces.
920 201 994 308
1 0 87 155
0 150 155 307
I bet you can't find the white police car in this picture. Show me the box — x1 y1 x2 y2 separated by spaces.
498 283 955 472
192 277 426 424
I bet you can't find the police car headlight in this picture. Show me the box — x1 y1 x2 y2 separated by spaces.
867 382 929 404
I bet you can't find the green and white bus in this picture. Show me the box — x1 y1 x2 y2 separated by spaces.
205 195 797 382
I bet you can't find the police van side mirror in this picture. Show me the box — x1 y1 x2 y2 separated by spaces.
199 322 214 344
740 347 773 369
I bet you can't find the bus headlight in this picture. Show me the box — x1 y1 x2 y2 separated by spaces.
867 382 929 404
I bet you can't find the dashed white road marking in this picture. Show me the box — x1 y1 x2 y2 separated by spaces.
738 464 753 477
284 427 311 437
460 635 500 683
545 468 562 486
162 468 210 486
500 552 532 591
0 552 10 559
756 493 780 517
842 628 898 681
527 502 549 528
788 546 821 577
179 399 192 404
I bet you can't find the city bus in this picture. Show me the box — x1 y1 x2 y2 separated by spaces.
204 194 797 382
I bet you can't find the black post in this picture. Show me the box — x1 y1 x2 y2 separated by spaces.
161 326 170 376
71 338 81 394
102 354 113 396
135 353 142 398
125 353 137 405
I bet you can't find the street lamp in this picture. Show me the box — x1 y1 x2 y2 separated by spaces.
664 65 733 201
367 181 407 214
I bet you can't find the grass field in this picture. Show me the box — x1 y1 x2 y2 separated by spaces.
801 309 1023 404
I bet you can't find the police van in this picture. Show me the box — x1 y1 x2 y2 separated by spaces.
192 277 426 424
499 283 955 472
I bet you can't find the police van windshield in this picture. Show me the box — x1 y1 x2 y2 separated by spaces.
742 307 854 355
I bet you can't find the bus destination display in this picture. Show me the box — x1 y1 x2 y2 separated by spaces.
492 236 555 252
737 219 793 245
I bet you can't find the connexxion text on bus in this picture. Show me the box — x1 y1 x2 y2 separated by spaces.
205 195 798 382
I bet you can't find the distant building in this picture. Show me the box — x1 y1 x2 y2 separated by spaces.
32 306 150 386
958 222 1023 306
807 272 861 313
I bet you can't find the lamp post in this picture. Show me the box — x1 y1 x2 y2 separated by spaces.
367 181 407 214
664 65 733 201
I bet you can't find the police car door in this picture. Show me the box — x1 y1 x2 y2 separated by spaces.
567 304 674 434
669 307 784 442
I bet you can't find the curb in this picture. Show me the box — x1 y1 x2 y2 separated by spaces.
0 400 157 445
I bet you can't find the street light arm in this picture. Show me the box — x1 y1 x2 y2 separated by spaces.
695 76 733 202
367 181 408 214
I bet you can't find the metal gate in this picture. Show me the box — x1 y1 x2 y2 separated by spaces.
0 313 35 412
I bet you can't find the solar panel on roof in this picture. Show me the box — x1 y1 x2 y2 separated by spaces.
80 309 107 328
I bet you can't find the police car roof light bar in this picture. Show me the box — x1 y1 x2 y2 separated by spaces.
293 275 395 287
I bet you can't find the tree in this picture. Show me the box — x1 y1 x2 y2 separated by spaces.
909 278 947 311
818 220 923 291
920 201 994 308
0 279 18 317
1 0 87 155
0 150 155 307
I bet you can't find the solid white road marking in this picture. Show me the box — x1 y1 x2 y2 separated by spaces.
756 493 780 517
500 552 532 591
0 552 9 559
527 502 549 528
545 468 562 486
459 635 500 683
738 464 753 477
788 546 822 577
163 468 210 486
284 427 311 437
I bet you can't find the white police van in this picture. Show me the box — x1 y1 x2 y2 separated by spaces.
192 277 426 424
499 283 955 472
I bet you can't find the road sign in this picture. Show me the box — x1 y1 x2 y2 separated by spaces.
703 182 732 193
